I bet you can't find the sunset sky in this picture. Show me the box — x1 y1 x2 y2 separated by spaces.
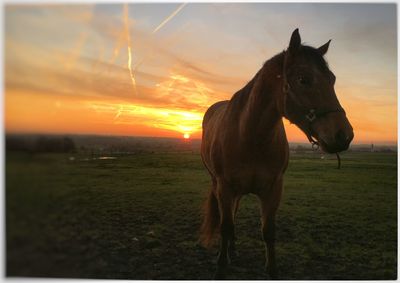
4 3 397 143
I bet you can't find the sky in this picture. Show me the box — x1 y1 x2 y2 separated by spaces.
4 3 397 143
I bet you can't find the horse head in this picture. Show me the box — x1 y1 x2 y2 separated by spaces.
282 29 354 153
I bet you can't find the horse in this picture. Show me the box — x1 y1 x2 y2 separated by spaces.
199 29 354 279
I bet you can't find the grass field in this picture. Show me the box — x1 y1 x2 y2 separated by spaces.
6 150 397 279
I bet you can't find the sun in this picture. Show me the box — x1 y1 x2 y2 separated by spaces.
183 133 190 139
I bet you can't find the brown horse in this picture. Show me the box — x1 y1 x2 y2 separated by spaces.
200 29 354 279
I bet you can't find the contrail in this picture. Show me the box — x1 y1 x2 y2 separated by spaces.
92 37 106 72
130 3 187 73
132 57 145 72
123 3 137 95
152 3 187 34
110 32 124 65
65 32 88 70
115 3 187 94
64 6 93 70
114 105 124 120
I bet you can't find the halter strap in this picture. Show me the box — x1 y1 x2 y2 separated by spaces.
281 50 345 170
281 51 345 140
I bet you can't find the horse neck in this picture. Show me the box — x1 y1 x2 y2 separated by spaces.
238 52 285 143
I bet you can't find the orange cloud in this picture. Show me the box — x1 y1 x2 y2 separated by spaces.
4 4 397 144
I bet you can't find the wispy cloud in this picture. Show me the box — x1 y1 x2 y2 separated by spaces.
4 3 397 142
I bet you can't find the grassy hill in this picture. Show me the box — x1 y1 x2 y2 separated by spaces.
5 149 397 279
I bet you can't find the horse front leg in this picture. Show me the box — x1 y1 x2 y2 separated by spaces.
228 196 241 259
259 178 283 279
214 182 235 280
262 213 277 278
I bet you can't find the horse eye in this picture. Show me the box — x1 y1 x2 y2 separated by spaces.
297 76 311 86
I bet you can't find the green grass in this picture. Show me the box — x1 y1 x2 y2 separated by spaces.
6 151 397 279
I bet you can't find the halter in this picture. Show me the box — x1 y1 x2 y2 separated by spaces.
282 51 344 169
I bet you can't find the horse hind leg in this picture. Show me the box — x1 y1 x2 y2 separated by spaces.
200 178 219 248
214 181 235 280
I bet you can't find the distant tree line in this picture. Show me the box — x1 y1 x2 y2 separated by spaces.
6 136 76 153
6 134 395 154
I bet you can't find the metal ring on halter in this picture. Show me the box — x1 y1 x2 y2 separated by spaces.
311 141 319 151
305 109 316 122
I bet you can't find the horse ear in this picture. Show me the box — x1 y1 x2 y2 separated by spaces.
288 28 301 53
318 40 331 56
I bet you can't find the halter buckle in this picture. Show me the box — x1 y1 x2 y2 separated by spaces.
311 141 319 151
306 109 316 122
283 82 290 94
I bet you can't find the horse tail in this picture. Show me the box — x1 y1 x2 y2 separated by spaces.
200 186 220 248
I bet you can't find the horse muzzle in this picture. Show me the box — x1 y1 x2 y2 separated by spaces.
318 128 354 153
311 111 354 154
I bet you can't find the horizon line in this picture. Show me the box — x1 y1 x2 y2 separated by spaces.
5 131 398 146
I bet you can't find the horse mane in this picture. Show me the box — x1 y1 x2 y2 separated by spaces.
300 45 330 71
227 51 286 112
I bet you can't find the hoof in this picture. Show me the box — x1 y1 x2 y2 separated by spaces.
213 266 227 280
266 265 278 280
269 271 278 280
229 249 238 258
265 261 278 279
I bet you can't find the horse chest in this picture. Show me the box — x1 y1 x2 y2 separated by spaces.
225 156 287 194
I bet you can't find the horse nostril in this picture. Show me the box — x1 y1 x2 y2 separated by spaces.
335 129 349 146
335 130 354 149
